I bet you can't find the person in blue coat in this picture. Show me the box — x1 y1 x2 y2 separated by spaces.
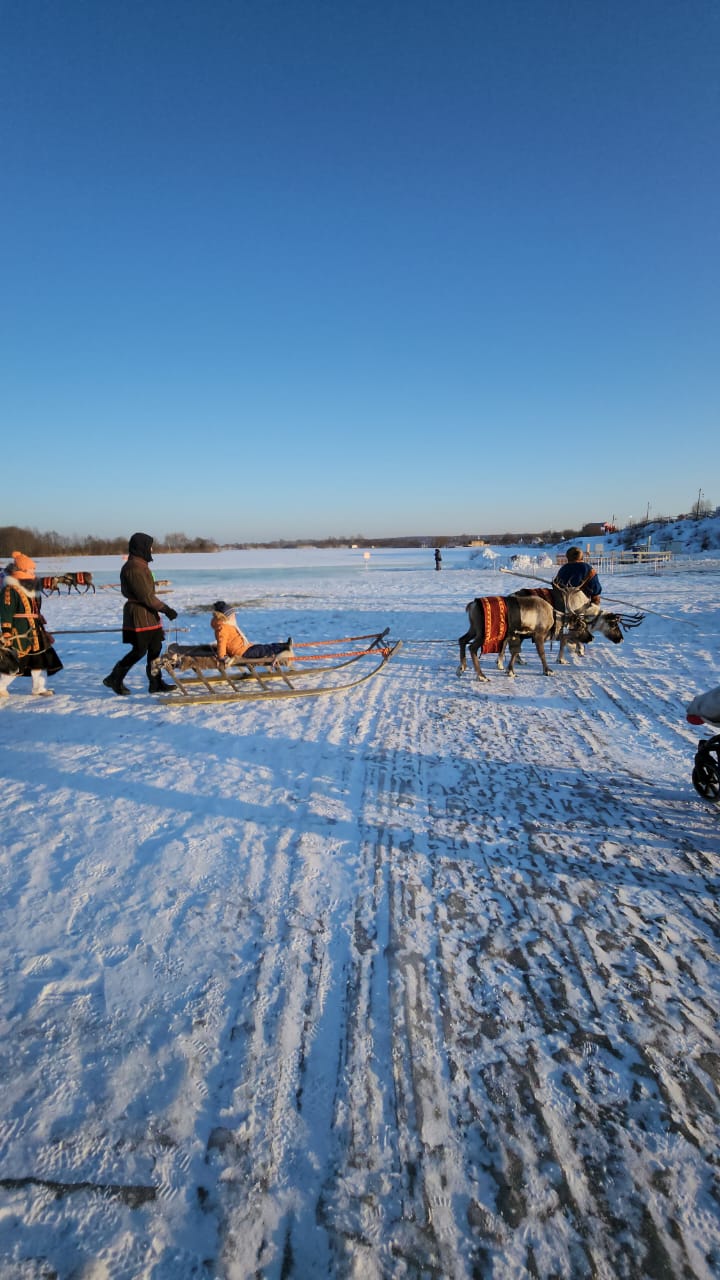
554 546 601 604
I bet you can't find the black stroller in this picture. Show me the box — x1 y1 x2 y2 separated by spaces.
686 686 720 802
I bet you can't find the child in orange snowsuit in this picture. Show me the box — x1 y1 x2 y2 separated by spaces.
211 602 292 665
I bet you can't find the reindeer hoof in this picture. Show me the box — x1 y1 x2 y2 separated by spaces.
456 665 465 677
557 657 568 665
507 669 516 679
543 669 555 677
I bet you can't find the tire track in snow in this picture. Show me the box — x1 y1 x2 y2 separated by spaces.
42 636 711 1280
319 655 484 1278
205 676 401 1276
312 650 720 1278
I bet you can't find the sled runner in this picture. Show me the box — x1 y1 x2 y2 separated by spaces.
152 627 402 704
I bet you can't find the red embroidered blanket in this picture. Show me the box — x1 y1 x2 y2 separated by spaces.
525 587 554 606
480 596 509 653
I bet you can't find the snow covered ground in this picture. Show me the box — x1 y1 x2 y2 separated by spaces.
1 546 718 1279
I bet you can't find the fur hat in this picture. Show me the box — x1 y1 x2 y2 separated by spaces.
12 551 36 579
213 600 230 614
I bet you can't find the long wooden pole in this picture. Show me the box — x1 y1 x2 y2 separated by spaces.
52 627 189 635
497 567 698 626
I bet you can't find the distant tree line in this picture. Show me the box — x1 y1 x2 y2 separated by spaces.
2 501 714 560
0 527 219 558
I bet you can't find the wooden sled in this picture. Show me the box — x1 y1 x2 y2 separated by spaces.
153 628 402 704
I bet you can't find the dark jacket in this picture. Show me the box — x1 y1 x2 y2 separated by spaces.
120 533 172 642
554 560 602 599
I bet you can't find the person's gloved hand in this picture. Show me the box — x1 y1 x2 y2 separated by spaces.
164 606 178 621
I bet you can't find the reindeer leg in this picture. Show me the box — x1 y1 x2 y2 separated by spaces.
457 628 473 676
535 632 554 676
497 636 525 669
469 638 489 682
507 636 523 678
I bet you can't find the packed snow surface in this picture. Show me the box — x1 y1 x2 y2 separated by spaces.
1 546 718 1279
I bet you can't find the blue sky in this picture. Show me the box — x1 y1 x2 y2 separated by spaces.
1 0 718 542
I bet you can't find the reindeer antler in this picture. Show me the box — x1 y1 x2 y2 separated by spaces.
618 612 645 629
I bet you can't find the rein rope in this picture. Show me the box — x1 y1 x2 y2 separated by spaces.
293 630 393 661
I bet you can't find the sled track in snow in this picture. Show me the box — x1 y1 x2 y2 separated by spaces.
1 642 718 1279
198 653 720 1278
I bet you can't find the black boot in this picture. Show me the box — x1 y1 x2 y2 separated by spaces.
103 671 131 696
148 674 174 693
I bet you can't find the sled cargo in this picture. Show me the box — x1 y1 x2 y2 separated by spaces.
153 627 402 704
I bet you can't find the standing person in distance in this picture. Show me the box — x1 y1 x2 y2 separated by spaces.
103 532 177 695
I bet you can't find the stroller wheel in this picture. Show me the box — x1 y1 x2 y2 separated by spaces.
692 738 720 801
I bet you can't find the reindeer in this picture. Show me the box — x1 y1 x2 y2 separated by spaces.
40 572 95 595
501 587 642 665
457 593 593 682
551 584 644 658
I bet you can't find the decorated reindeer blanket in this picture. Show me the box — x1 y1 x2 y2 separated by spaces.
480 596 509 653
523 586 554 606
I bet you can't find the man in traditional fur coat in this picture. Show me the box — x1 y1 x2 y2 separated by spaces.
103 532 177 695
0 551 63 698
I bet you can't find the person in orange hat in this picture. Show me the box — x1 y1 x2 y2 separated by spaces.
0 552 63 698
11 551 35 578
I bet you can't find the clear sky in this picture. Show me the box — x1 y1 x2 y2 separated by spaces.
1 0 718 542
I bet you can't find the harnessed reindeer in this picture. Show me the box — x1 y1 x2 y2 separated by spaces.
552 571 644 657
457 593 594 682
501 583 643 666
40 572 95 596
